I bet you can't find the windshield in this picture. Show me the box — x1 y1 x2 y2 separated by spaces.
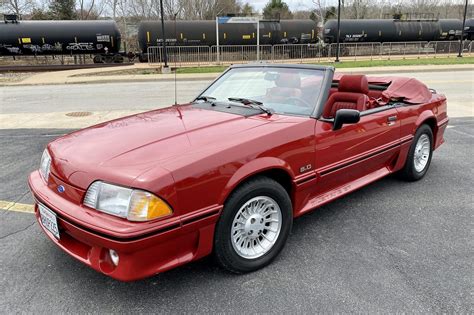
198 67 325 116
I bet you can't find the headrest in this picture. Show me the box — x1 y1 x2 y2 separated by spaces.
338 75 369 94
276 72 301 88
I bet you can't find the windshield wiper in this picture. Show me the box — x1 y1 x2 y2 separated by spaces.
228 97 274 116
195 95 216 102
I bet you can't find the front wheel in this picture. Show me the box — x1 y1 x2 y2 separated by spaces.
214 177 293 274
399 124 434 181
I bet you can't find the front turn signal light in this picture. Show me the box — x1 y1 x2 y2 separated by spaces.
128 190 173 221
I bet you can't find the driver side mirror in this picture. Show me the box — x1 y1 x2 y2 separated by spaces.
333 109 360 130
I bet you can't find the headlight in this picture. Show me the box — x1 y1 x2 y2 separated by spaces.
39 149 51 181
83 181 172 221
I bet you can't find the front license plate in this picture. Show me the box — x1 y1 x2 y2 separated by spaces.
39 204 60 239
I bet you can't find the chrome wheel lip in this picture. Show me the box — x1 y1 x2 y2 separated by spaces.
230 196 282 260
414 134 431 173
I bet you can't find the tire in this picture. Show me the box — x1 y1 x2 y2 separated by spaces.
214 176 293 274
399 124 434 181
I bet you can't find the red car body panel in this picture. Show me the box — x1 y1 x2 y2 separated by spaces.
28 66 448 281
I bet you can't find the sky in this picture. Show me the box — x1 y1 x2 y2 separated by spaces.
249 0 329 12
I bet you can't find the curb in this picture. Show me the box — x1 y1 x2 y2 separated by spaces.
338 66 473 74
1 75 220 86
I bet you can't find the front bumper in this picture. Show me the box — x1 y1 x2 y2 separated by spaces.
28 171 220 281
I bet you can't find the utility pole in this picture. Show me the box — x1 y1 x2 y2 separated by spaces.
216 17 220 64
256 20 260 61
335 0 341 62
160 0 169 70
458 0 468 58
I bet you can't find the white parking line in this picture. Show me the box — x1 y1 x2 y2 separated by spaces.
448 128 474 138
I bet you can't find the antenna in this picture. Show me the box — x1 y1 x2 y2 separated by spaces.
173 11 179 106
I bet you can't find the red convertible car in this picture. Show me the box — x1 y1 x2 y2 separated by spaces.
29 64 448 281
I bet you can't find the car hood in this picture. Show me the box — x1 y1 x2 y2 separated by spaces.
49 104 282 188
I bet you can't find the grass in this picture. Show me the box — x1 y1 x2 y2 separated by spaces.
175 57 474 74
176 66 228 74
329 57 474 68
74 68 161 77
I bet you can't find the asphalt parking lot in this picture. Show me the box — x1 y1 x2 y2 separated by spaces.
0 116 472 313
1 68 473 312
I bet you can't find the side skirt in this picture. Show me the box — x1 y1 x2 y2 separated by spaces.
295 167 391 217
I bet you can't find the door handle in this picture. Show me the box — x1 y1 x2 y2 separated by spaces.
387 116 397 126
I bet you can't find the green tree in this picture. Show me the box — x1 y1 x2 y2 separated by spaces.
48 0 77 20
324 6 336 20
262 0 293 19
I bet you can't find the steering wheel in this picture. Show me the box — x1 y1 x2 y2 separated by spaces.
284 97 312 108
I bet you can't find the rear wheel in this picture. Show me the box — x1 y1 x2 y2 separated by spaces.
214 177 293 274
399 124 433 181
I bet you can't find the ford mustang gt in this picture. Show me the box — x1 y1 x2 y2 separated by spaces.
29 64 448 281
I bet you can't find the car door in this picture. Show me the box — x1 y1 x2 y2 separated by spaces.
312 106 401 197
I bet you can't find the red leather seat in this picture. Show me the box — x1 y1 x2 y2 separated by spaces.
323 75 369 118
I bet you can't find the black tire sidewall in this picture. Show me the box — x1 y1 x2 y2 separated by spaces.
404 124 434 180
214 177 293 273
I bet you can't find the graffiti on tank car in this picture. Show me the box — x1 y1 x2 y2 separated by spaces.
9 47 21 54
40 44 62 52
22 44 42 53
15 43 63 54
0 44 21 54
66 42 95 51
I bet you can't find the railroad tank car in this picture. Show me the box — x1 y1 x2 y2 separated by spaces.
323 19 462 43
0 20 122 62
465 19 474 40
138 20 279 52
439 19 463 40
279 20 318 44
137 19 318 53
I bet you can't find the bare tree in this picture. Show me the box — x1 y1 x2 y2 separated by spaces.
163 0 183 18
2 0 35 15
78 0 108 19
126 0 162 18
312 0 328 23
344 0 371 19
